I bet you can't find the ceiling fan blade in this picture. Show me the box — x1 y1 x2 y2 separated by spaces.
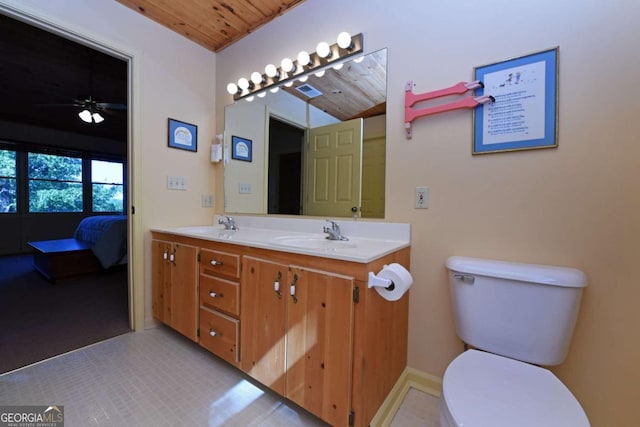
33 103 80 108
97 102 127 110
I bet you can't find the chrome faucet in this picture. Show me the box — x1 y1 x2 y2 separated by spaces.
323 220 348 241
218 215 238 230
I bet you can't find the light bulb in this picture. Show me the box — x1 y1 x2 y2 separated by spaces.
284 81 294 87
281 57 295 73
333 63 344 70
337 32 353 49
269 86 280 93
92 112 104 123
78 109 92 123
297 50 310 66
250 72 264 85
238 77 251 90
226 82 238 95
298 75 308 83
315 70 325 78
316 41 331 58
265 63 279 78
257 91 266 98
246 96 255 102
353 55 365 63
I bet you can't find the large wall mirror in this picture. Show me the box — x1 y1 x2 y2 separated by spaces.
223 48 387 218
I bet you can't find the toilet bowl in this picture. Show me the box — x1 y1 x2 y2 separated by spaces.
442 256 590 426
439 350 589 427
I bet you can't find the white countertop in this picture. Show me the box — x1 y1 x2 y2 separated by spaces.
151 216 410 263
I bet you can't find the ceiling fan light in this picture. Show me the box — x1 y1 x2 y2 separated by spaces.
78 109 92 123
92 112 104 123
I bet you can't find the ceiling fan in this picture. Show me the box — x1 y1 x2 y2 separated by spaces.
36 96 127 124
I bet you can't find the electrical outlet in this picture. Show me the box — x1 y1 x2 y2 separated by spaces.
415 186 429 209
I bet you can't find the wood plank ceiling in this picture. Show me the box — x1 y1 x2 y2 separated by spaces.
115 0 306 52
116 0 387 120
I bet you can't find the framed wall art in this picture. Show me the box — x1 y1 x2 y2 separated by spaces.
473 47 558 154
168 118 198 152
231 135 252 162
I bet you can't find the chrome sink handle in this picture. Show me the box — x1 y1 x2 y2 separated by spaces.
218 215 239 230
323 220 348 241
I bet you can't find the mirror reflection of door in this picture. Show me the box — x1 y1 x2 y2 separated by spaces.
268 117 304 214
304 118 363 217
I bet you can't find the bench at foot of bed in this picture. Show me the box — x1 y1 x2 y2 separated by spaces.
27 238 102 283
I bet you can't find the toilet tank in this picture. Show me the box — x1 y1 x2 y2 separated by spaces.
446 256 587 366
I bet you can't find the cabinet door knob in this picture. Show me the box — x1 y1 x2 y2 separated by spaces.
210 260 224 266
209 291 222 298
209 329 217 337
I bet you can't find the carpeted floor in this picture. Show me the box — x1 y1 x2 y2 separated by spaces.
0 254 130 374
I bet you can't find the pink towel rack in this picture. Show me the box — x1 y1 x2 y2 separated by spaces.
404 80 494 139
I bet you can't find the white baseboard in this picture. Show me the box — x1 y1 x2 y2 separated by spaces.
370 367 442 427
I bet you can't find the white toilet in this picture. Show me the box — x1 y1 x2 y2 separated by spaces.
440 256 590 427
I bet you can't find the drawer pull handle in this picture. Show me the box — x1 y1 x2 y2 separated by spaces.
210 260 224 266
209 291 222 298
209 329 221 337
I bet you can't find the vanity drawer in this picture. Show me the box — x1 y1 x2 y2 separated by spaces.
199 307 239 366
200 248 240 279
200 274 239 317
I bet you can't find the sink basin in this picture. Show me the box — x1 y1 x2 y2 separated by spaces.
271 235 357 251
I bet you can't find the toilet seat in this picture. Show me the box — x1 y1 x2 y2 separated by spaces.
441 350 589 427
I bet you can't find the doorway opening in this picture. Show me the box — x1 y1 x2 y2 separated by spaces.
268 117 305 215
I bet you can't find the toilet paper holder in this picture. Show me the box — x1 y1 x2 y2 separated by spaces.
368 271 395 290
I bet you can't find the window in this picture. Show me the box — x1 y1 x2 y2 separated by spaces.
0 149 17 213
28 152 83 212
92 159 124 213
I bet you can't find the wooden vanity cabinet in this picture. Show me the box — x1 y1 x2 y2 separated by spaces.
151 238 198 341
240 247 410 427
241 256 354 426
151 231 409 427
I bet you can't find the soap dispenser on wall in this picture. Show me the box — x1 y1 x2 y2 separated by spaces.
211 134 223 163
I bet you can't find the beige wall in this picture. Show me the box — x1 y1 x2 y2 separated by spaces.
216 1 640 425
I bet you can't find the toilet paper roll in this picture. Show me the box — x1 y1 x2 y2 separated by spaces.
372 263 413 301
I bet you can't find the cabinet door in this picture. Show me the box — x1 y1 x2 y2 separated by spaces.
241 256 287 395
286 267 355 427
170 243 198 341
151 239 172 324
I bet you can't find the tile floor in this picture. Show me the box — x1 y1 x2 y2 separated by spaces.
0 326 440 426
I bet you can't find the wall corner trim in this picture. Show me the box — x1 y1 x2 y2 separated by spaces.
370 366 443 427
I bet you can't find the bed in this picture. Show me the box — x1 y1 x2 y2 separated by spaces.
28 215 128 282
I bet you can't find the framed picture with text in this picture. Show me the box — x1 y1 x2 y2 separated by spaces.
168 118 198 152
473 47 558 154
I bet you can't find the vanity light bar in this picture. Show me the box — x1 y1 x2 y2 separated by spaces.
227 32 364 101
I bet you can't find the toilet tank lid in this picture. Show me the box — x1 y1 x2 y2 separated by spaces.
446 256 587 288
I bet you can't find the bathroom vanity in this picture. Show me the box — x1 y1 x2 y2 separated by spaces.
151 216 410 427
